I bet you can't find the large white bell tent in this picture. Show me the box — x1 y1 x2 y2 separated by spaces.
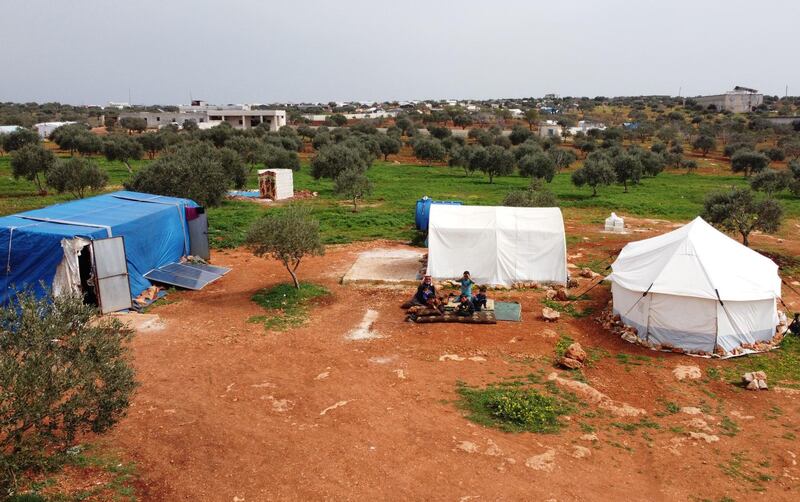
426 205 567 287
607 217 781 355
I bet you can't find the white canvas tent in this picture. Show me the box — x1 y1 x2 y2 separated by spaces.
426 205 567 286
258 169 294 200
607 217 781 355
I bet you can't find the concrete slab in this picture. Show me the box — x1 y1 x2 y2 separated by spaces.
342 248 424 286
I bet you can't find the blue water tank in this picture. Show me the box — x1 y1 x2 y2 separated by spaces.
415 197 463 231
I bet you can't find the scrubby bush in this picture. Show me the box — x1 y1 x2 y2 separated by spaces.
503 180 558 208
0 290 136 495
750 169 791 195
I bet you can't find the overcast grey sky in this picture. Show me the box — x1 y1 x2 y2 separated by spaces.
1 0 798 105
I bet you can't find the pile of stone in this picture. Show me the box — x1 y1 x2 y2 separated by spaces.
545 287 569 301
742 371 768 391
597 302 784 357
558 342 587 369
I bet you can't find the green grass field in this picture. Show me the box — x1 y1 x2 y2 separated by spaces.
3 154 799 248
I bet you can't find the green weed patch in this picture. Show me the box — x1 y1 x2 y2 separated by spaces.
249 282 329 331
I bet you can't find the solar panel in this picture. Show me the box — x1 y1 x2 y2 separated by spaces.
179 262 231 276
144 262 230 290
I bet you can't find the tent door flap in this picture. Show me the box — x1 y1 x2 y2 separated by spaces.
91 236 133 314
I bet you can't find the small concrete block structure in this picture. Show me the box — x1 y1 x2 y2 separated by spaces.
604 212 625 233
342 249 425 286
258 169 294 200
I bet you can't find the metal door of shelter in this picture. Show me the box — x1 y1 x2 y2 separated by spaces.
91 236 133 314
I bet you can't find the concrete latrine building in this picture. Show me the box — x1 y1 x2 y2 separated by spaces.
119 100 287 131
693 86 763 113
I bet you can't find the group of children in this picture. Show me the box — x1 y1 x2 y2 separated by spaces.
454 271 488 316
410 271 487 317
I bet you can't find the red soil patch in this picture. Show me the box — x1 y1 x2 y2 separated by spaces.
72 217 800 501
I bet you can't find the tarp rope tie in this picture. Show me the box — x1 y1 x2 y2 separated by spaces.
5 227 14 274
622 282 653 319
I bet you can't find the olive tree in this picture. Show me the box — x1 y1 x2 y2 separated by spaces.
335 168 373 212
509 125 534 145
119 117 147 134
692 135 715 157
703 188 782 246
103 135 144 173
410 137 446 166
448 144 477 176
1 128 39 152
10 144 56 193
611 153 643 192
0 290 136 494
136 131 167 159
571 154 616 196
473 145 515 183
518 152 556 182
731 150 770 177
548 147 578 170
263 144 300 171
74 133 103 156
524 108 540 130
310 143 368 179
126 141 245 206
226 136 264 170
46 157 108 198
245 205 324 288
377 133 402 161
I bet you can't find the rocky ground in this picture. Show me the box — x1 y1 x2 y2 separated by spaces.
40 216 800 501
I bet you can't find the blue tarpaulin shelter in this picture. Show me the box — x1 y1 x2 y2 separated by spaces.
0 191 198 306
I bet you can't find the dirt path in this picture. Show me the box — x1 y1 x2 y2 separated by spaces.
103 225 800 501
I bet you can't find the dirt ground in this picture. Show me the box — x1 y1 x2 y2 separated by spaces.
71 217 800 501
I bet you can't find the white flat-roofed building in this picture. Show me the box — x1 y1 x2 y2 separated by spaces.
120 100 287 131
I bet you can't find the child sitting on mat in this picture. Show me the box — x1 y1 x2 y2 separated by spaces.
455 294 475 316
472 286 488 312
